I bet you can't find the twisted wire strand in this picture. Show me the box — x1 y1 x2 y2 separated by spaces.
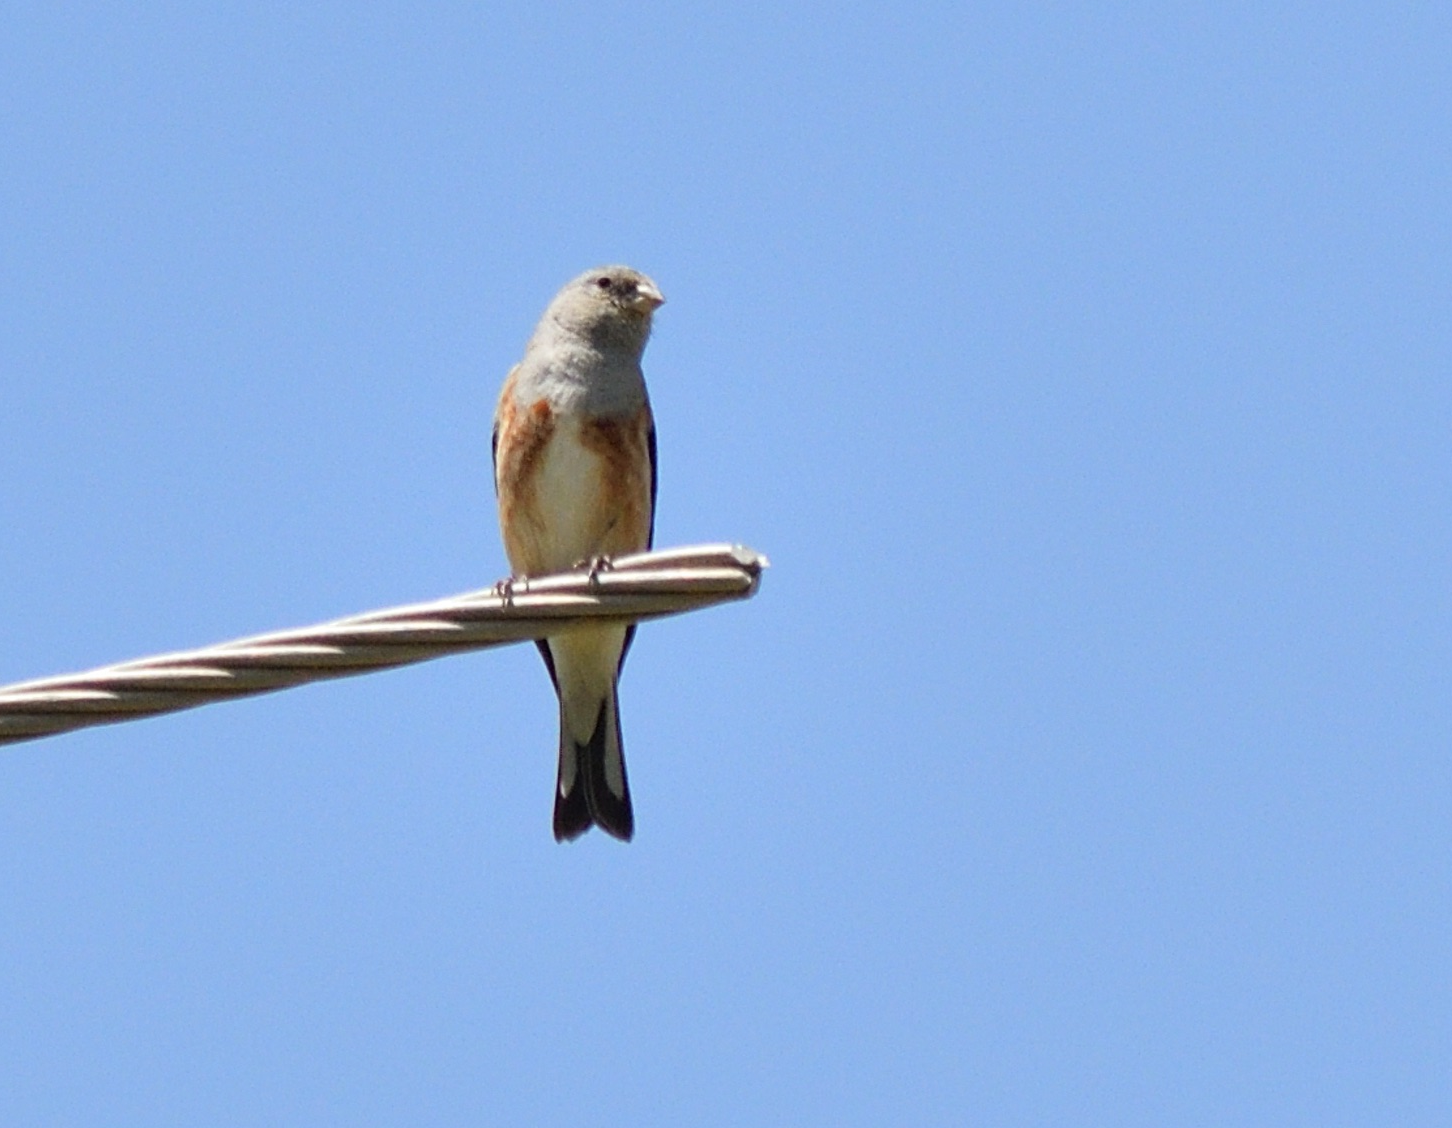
0 543 767 747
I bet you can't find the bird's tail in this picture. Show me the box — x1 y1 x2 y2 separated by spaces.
553 685 634 842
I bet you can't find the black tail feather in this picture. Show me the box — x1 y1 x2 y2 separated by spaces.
583 692 633 841
551 691 633 843
553 756 592 841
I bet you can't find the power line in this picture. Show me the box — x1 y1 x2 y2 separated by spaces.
0 543 766 747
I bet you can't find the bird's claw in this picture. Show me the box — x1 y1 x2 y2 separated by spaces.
576 555 615 586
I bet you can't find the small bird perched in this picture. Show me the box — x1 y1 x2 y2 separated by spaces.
492 266 663 842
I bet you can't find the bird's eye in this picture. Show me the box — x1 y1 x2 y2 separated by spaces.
595 276 612 289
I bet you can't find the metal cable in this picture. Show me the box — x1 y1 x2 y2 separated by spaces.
0 543 767 747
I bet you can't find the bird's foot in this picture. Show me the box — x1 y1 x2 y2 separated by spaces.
576 555 615 587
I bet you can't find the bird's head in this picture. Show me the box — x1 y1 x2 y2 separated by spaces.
545 265 665 349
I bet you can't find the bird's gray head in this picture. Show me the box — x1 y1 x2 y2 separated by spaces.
541 265 665 354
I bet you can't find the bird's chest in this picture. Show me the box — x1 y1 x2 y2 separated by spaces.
528 418 613 565
497 388 652 577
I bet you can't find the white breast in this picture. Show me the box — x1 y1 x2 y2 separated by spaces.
529 416 608 573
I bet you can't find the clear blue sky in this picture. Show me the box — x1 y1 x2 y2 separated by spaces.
1 4 1448 1124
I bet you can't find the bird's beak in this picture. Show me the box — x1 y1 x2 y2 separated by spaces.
631 282 665 312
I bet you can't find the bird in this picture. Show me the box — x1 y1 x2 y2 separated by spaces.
492 266 663 842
